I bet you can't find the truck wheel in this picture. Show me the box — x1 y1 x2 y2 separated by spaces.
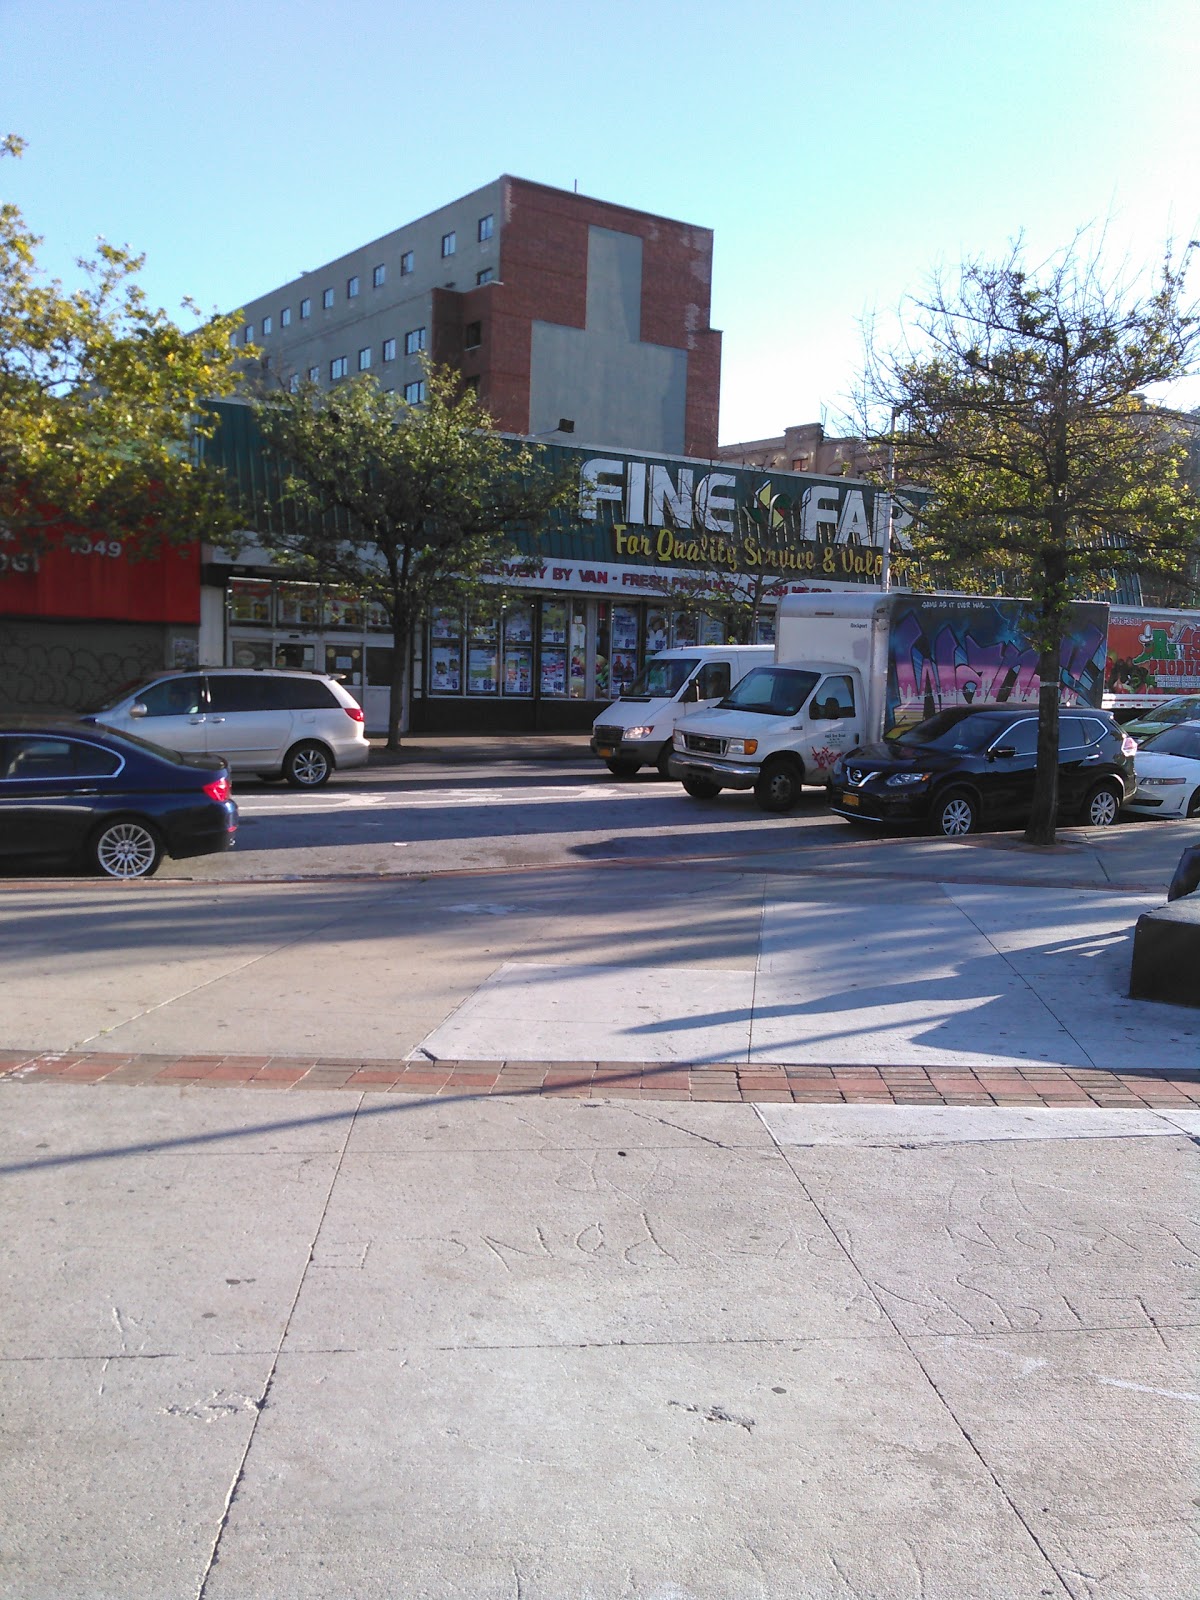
605 759 640 779
656 745 675 779
1082 783 1121 827
755 759 804 813
682 777 722 800
933 788 977 837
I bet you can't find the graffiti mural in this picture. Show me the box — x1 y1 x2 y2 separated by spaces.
885 598 1108 733
0 621 172 713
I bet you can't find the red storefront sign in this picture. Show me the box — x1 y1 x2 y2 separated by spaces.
0 527 200 624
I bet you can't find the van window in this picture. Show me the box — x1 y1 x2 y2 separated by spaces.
138 677 204 717
621 658 699 698
697 662 731 700
207 675 274 713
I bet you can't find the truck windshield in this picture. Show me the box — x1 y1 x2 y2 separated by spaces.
620 658 699 699
721 667 819 717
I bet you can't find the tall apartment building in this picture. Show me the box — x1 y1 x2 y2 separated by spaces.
232 176 722 459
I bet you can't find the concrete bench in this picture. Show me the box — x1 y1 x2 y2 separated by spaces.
1129 898 1200 1008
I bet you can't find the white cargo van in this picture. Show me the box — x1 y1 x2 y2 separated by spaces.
590 644 773 777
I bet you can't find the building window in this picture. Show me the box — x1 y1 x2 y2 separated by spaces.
288 373 300 393
347 274 359 298
372 263 386 288
464 320 482 350
400 250 414 275
330 356 348 380
263 315 274 337
404 326 427 355
280 306 291 327
404 380 426 404
229 332 238 348
300 297 311 319
308 365 320 383
358 346 371 370
478 213 493 242
476 267 494 286
464 374 480 395
244 323 254 342
322 287 335 310
382 337 396 361
441 231 456 258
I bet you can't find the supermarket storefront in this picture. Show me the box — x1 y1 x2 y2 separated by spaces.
205 407 916 734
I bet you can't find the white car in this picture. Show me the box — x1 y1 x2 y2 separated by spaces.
1125 720 1200 820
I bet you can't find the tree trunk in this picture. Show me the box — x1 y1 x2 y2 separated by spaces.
1024 667 1062 846
387 613 411 752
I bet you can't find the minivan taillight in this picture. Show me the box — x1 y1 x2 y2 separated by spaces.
203 774 231 803
344 705 365 722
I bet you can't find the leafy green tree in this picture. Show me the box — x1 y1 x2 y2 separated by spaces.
864 236 1200 844
250 363 575 748
0 134 243 556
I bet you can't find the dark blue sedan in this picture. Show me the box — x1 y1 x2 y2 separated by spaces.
0 719 237 878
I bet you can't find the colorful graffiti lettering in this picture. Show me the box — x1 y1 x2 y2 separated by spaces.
887 601 1107 729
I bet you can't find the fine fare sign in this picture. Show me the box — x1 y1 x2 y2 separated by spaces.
505 443 923 589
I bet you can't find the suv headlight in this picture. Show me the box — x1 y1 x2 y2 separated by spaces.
624 725 655 740
725 739 758 757
885 771 932 787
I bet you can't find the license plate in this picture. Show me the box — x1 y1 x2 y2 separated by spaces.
841 791 860 807
596 747 615 758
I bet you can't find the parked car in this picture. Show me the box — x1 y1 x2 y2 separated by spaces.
0 719 237 878
1124 721 1200 820
83 668 369 787
1123 693 1200 744
829 706 1137 836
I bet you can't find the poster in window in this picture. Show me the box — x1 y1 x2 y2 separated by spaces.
277 584 321 626
611 606 639 652
504 646 533 695
612 650 638 692
431 648 461 693
431 608 460 641
646 610 668 653
230 581 271 625
470 614 498 646
700 612 725 645
672 611 697 648
540 649 567 696
505 606 534 644
541 602 566 645
468 645 498 694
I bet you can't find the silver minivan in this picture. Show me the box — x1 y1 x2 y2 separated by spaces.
86 669 371 787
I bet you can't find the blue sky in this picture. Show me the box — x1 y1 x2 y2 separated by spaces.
4 0 1199 444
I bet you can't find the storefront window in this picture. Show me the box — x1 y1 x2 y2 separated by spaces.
540 602 568 696
365 599 390 631
467 614 499 695
429 607 463 693
754 614 777 645
325 643 363 687
700 611 726 645
569 605 587 699
610 604 640 695
274 642 316 671
277 583 321 627
672 610 698 648
230 639 273 669
367 646 394 687
503 604 534 696
229 579 272 625
323 590 364 630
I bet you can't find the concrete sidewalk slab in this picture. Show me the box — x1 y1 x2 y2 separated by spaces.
1 1086 1195 1599
755 1103 1182 1146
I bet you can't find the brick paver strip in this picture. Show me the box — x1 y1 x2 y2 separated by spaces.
2 1051 1199 1107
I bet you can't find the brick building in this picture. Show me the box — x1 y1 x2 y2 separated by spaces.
233 177 722 459
717 420 882 478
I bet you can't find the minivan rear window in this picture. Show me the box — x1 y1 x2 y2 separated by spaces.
207 674 339 712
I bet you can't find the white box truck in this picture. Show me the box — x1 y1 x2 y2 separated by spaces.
668 591 1110 811
590 644 773 778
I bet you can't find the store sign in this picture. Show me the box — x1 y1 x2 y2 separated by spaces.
574 454 918 585
0 524 200 623
485 554 870 598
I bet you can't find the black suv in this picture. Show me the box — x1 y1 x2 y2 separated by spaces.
829 706 1137 836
